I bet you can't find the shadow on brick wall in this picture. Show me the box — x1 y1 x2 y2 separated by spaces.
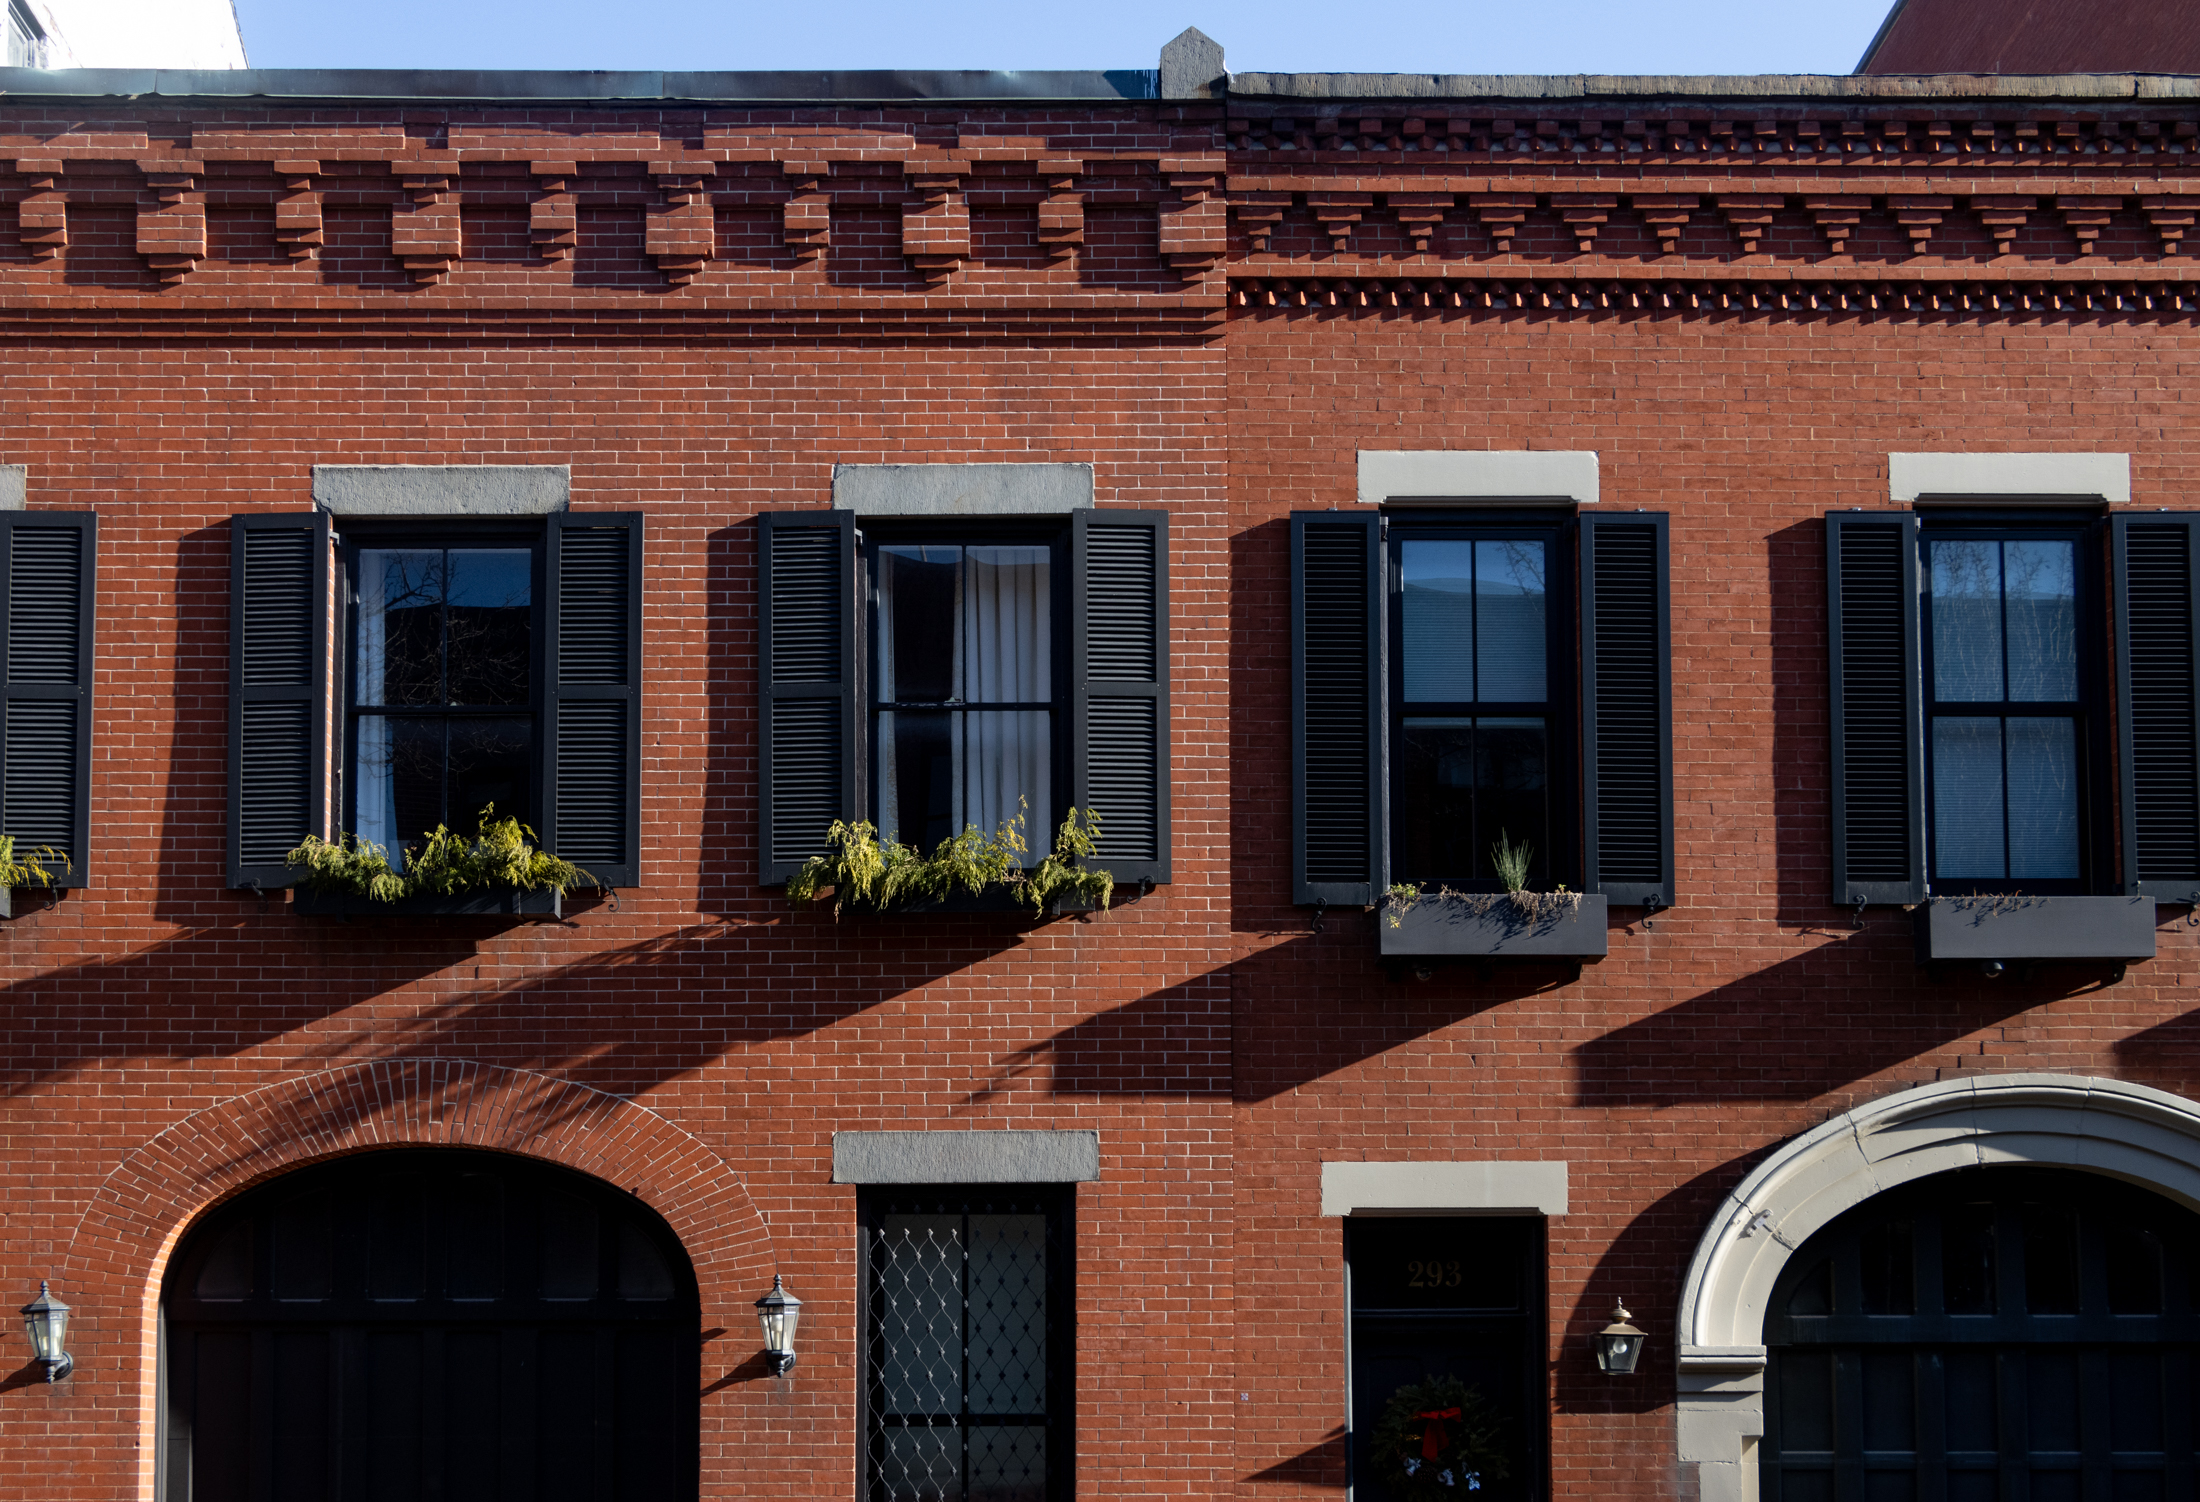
1230 916 1588 1104
1228 518 1297 939
1555 1158 1752 1419
1768 519 1839 929
1569 923 2114 1106
152 522 244 923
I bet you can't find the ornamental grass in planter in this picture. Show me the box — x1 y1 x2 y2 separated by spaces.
787 804 1113 919
285 806 598 907
1383 832 1583 929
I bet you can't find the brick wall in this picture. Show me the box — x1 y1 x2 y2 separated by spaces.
0 85 2189 1499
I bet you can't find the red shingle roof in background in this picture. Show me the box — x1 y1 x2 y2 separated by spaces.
1858 0 2200 74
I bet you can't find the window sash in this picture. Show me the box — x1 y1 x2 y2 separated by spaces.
865 528 1069 855
1386 523 1569 890
1919 523 2098 893
341 529 547 850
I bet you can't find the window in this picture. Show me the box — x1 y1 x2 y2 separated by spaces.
161 1148 699 1500
757 508 1169 890
1764 1166 2200 1501
1291 510 1671 908
227 511 641 891
0 511 94 888
1822 509 2200 906
348 534 540 859
1391 527 1569 889
872 534 1062 857
1346 1216 1547 1502
6 0 46 68
1921 525 2097 892
860 1186 1073 1502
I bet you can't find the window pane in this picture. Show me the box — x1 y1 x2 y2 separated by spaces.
358 549 445 706
963 546 1050 705
880 545 961 704
2106 1226 2164 1315
2004 541 2077 702
1475 539 1546 702
2026 1206 2081 1315
877 1214 964 1415
357 717 446 860
1401 541 1476 703
1931 540 2005 702
1933 717 2006 878
964 710 1049 862
968 1215 1047 1415
880 709 955 852
447 718 533 833
1942 1204 1998 1316
445 549 532 706
1396 718 1476 882
881 1427 956 1502
969 1426 1046 1502
1475 718 1548 885
1860 1219 1915 1315
2006 718 2078 879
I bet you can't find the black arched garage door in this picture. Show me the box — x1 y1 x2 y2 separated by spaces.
1765 1165 2200 1502
160 1148 699 1502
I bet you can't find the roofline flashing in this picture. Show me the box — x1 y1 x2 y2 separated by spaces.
0 64 2189 107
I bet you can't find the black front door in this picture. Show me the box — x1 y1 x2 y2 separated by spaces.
1348 1216 1548 1501
159 1147 700 1502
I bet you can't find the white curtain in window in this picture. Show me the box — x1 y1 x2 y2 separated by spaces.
963 547 1050 849
355 553 396 854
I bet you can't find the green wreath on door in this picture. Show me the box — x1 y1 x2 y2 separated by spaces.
1368 1376 1511 1500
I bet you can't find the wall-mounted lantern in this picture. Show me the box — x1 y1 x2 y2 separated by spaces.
1594 1300 1644 1376
21 1281 71 1382
756 1275 801 1376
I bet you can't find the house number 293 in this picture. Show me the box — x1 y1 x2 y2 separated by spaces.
1405 1260 1465 1289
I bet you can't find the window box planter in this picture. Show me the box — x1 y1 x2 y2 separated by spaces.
815 886 1102 920
291 887 565 920
1379 894 1609 960
1911 895 2155 964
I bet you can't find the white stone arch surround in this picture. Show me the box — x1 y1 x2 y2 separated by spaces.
1677 1074 2200 1502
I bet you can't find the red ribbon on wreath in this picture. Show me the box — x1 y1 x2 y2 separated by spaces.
1416 1406 1463 1461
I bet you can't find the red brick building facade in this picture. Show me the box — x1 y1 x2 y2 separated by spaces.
0 39 2197 1502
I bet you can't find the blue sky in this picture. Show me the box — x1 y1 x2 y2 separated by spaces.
230 0 1900 77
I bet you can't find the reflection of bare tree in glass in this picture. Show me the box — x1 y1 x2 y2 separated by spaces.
1488 539 1545 595
357 548 535 857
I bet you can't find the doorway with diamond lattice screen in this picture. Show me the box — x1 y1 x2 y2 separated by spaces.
859 1185 1074 1502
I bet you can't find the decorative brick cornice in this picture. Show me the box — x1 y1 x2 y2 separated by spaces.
1227 262 2200 318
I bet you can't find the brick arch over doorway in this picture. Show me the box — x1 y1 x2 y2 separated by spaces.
58 1060 776 1500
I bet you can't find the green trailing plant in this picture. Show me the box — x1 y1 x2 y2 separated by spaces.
0 835 67 889
788 802 1112 919
285 806 597 903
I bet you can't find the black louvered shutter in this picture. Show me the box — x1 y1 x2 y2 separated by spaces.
2114 514 2200 901
1828 511 1925 905
0 512 95 887
543 512 642 889
228 512 329 889
1072 509 1170 886
758 510 858 886
1580 512 1673 906
1291 511 1385 905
